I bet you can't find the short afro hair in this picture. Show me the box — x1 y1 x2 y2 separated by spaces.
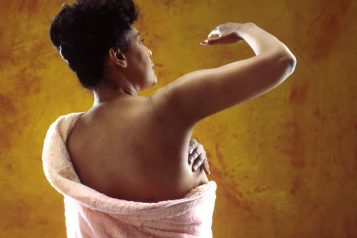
49 0 140 89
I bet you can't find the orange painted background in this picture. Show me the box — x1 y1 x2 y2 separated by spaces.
1 0 356 237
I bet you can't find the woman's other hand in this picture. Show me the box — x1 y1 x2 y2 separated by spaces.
200 22 246 46
188 138 210 174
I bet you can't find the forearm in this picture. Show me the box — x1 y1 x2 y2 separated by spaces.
237 23 296 61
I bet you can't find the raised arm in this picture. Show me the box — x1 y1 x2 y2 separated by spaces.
150 22 296 127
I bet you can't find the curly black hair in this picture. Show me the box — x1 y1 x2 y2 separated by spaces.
49 0 140 89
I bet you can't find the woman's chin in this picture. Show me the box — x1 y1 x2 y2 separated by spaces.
152 74 157 84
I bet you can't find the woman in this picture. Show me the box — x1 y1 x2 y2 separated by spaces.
43 0 296 236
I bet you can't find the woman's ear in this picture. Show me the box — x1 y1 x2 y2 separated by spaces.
109 47 127 68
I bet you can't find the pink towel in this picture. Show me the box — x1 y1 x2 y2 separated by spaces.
42 113 217 238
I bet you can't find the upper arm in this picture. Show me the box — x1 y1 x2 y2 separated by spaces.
150 53 296 128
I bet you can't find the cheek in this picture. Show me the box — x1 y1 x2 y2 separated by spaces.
130 47 150 71
127 53 144 72
135 53 146 67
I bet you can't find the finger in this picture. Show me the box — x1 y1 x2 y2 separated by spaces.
189 149 200 165
189 138 197 151
190 144 203 163
192 155 205 172
192 147 205 171
201 29 221 45
203 159 210 175
208 28 221 38
189 139 198 154
208 33 221 39
190 138 198 144
200 38 220 46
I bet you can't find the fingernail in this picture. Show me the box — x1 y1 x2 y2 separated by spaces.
200 40 208 45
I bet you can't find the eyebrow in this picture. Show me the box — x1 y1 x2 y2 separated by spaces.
137 32 140 38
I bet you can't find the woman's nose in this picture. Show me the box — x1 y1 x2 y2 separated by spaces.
148 49 152 57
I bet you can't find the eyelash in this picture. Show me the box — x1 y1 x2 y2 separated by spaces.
140 39 145 45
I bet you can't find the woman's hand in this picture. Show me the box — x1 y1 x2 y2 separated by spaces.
200 22 247 46
188 138 210 174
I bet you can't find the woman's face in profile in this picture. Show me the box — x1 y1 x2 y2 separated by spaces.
124 26 157 90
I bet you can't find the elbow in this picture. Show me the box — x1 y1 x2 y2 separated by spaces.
288 56 297 73
282 55 297 75
273 55 297 85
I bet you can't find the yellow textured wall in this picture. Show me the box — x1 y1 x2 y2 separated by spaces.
1 0 356 237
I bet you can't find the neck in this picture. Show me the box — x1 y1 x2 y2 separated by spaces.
93 84 137 106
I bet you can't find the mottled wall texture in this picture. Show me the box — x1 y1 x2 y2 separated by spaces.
0 0 356 237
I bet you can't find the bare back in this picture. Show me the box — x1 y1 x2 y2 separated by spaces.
67 96 208 203
66 23 296 204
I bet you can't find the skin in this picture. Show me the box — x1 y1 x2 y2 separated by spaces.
93 26 157 103
94 25 209 173
67 26 209 203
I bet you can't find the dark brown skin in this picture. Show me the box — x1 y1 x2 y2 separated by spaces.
66 26 209 203
66 21 296 203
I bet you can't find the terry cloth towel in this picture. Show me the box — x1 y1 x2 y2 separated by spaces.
42 112 217 238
